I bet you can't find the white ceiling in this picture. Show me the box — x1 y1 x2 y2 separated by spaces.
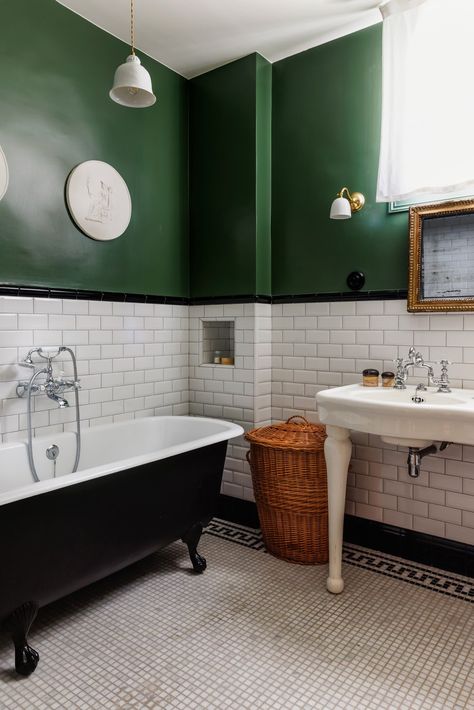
57 0 382 79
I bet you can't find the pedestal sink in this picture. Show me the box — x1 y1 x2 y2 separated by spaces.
316 383 474 594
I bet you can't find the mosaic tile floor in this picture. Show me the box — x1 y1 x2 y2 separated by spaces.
0 520 472 709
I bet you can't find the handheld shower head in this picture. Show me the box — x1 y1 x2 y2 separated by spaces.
18 360 36 369
19 348 42 368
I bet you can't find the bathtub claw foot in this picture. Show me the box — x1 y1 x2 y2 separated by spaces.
15 643 40 677
190 551 207 573
3 601 39 676
182 523 207 573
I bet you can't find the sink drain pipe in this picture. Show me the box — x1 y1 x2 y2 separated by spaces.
407 442 450 478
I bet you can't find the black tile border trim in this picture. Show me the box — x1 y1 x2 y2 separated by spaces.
270 289 408 303
208 518 473 602
344 514 473 578
0 285 407 305
0 285 188 306
216 495 473 578
190 294 273 304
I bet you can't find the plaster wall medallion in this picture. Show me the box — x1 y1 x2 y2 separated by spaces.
0 145 9 201
66 160 131 240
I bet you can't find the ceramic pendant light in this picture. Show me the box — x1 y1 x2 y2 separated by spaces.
110 0 156 108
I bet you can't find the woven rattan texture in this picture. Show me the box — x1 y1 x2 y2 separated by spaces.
245 416 327 451
246 418 328 565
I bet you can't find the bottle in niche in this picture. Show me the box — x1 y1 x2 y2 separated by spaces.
213 351 222 364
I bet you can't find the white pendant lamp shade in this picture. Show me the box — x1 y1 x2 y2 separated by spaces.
110 54 156 108
330 196 352 220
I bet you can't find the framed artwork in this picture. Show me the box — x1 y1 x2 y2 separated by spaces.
408 198 474 311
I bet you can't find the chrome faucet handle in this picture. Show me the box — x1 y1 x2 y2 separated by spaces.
393 357 405 374
393 358 407 389
434 360 452 393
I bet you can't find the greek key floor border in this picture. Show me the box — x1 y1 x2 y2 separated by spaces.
207 519 474 604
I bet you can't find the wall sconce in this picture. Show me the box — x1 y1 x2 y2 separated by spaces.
330 187 365 220
110 0 156 108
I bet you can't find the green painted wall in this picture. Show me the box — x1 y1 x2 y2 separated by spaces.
272 25 408 295
0 0 188 296
2 7 409 300
189 53 272 298
255 55 272 295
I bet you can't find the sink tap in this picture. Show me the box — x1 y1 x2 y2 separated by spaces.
394 348 435 390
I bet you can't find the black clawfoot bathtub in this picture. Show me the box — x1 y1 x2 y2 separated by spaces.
0 416 243 675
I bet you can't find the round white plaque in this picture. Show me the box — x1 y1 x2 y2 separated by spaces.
0 145 9 201
66 160 132 240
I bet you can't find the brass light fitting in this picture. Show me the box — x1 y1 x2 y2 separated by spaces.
330 187 366 220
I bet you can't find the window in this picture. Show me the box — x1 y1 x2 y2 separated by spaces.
377 0 474 203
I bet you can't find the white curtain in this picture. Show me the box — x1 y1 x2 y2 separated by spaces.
376 0 474 202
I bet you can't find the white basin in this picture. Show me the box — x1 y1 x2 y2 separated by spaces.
317 383 474 447
316 382 474 595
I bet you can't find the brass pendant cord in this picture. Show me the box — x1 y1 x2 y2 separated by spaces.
130 0 135 55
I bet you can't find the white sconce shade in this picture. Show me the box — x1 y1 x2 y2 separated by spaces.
110 55 156 108
330 196 352 220
329 187 365 220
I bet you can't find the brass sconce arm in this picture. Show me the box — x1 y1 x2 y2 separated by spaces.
337 187 365 213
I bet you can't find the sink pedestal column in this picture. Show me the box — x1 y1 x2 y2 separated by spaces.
324 424 352 594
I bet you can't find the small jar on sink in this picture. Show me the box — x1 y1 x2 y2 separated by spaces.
382 371 395 388
362 368 379 387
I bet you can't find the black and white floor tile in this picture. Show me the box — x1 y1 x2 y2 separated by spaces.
0 519 472 709
208 519 474 603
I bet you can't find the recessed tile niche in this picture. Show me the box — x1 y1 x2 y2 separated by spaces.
201 320 235 365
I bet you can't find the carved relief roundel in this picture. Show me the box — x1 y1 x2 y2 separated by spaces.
66 160 132 241
0 145 9 202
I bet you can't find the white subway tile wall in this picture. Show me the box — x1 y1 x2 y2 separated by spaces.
1 295 473 546
0 297 189 443
189 304 272 503
271 300 474 546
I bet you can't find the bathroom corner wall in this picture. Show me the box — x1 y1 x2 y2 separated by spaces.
188 303 272 501
271 299 474 546
189 54 272 299
0 296 189 442
271 24 407 295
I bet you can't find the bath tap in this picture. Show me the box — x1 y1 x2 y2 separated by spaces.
17 348 80 406
16 345 82 484
45 392 69 408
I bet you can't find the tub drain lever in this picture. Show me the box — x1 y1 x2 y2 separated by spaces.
46 444 59 478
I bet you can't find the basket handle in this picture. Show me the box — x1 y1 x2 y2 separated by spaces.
286 415 311 426
246 450 252 467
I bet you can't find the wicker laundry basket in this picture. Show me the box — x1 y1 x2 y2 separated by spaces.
245 416 328 565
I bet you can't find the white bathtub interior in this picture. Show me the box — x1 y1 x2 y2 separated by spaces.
0 416 243 502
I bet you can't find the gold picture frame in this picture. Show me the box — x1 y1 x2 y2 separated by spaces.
408 198 474 312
